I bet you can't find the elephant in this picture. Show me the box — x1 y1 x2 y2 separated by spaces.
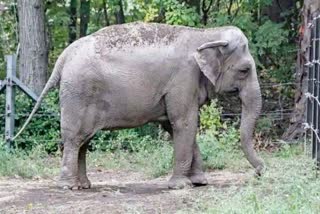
14 22 264 190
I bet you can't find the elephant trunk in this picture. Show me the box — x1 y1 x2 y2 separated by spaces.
239 74 264 175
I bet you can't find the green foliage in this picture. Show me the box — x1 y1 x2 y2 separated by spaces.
200 100 223 131
256 116 274 138
2 90 61 153
199 100 240 169
0 0 18 79
253 20 295 81
91 125 161 152
198 127 240 170
163 0 200 26
46 0 70 69
275 143 303 158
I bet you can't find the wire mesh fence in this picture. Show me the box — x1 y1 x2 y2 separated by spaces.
305 14 320 167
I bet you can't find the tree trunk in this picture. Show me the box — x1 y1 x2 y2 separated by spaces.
263 0 295 23
80 0 90 37
102 0 110 26
201 0 213 25
183 0 200 14
282 0 320 140
69 0 77 43
17 0 48 95
115 0 125 24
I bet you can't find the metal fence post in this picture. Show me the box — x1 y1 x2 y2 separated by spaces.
311 19 317 162
307 22 314 155
5 55 16 149
316 16 320 167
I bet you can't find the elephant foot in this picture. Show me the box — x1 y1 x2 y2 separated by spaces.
168 175 192 189
58 179 81 190
79 176 92 189
188 173 208 186
58 177 80 190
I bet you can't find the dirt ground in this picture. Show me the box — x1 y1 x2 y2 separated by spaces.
0 169 248 214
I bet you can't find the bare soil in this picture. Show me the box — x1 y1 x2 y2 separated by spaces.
0 169 248 214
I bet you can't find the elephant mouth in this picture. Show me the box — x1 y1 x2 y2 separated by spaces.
225 88 239 96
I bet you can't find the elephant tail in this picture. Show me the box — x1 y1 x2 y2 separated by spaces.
12 52 66 141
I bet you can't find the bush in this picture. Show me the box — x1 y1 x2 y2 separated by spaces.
0 90 61 152
199 100 240 169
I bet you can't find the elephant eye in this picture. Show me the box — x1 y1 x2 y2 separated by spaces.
239 68 250 75
238 68 250 79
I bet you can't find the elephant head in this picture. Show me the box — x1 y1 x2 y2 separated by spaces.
194 28 264 175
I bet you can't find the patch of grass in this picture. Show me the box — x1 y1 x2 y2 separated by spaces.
198 127 242 171
0 144 60 178
178 145 320 214
0 138 174 179
88 139 173 178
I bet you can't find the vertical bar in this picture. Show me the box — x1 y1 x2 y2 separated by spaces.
316 17 320 167
307 22 314 155
307 24 314 130
4 55 16 149
312 19 317 160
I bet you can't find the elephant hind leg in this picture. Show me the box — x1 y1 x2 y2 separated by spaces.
58 133 81 190
78 142 91 189
59 117 97 189
59 131 95 190
59 99 101 189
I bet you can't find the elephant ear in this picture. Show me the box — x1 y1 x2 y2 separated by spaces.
194 41 229 86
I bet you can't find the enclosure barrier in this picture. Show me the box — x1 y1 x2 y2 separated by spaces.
0 55 38 148
306 14 320 167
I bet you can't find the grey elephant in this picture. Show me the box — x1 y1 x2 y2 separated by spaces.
15 22 264 190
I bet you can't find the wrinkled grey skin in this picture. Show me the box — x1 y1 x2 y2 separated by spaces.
15 22 264 190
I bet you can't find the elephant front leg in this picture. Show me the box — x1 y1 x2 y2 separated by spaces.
78 143 91 189
188 143 208 186
168 111 198 189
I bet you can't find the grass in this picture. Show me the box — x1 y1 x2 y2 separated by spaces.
179 145 320 214
0 140 174 179
0 145 60 178
87 140 173 178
